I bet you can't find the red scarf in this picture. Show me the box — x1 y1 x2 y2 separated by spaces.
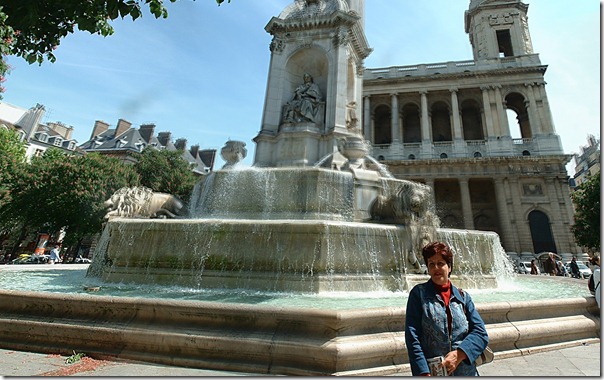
434 280 453 333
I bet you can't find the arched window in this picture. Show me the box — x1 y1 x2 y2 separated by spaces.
505 92 531 139
402 103 421 143
461 99 484 140
473 152 482 158
440 153 448 159
374 104 391 144
408 154 416 160
431 101 452 142
522 150 531 156
377 155 385 161
528 210 557 254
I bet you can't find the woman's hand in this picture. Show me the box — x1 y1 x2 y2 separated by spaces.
442 349 467 375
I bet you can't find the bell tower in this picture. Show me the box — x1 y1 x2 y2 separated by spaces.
465 0 535 60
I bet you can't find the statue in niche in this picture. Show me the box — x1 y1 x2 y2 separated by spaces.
283 73 323 124
345 101 359 133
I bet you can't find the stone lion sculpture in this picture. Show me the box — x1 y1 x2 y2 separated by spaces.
103 186 185 220
369 181 440 274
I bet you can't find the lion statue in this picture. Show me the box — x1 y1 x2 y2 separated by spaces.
369 181 440 274
103 186 185 220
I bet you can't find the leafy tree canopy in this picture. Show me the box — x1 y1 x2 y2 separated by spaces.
571 172 601 253
0 149 140 248
0 127 26 205
134 147 198 203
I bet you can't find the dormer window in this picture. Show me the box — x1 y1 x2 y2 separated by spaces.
135 139 146 152
53 138 63 147
67 141 76 150
116 138 128 148
38 133 48 143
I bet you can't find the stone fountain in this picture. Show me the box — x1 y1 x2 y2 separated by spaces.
0 0 598 376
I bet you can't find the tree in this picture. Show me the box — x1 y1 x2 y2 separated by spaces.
571 172 600 253
0 127 26 202
134 147 197 203
0 0 231 96
0 149 140 258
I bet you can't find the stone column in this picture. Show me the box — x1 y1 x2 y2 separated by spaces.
493 177 516 250
391 93 400 143
450 88 463 140
480 86 496 138
420 91 432 158
363 95 371 141
494 85 510 137
459 179 475 230
524 82 542 135
536 82 556 133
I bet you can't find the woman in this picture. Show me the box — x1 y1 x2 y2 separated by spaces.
590 256 600 308
405 241 489 376
530 259 539 275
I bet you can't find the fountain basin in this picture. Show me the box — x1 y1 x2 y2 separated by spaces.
0 289 598 376
92 219 500 292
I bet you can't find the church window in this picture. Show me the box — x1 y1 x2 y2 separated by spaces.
374 104 392 145
496 29 514 57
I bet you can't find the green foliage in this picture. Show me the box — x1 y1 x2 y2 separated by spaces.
0 127 26 186
0 0 233 95
0 0 178 65
65 351 86 364
134 147 197 202
571 172 601 252
0 150 140 247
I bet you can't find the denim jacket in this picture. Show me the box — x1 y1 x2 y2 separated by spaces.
405 280 489 376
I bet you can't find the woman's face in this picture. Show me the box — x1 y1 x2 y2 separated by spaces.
427 253 450 286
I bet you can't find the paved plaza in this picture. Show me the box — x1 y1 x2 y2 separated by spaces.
0 341 599 377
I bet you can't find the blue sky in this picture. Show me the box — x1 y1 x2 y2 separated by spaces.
2 0 600 171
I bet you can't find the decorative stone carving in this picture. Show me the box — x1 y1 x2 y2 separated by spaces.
104 186 184 220
282 73 324 124
220 140 247 168
337 134 368 169
269 37 285 53
345 101 359 132
368 182 439 274
522 183 543 196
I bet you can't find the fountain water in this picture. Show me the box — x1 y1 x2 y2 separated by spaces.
0 0 598 376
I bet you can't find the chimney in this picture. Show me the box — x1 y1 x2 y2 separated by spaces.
91 120 109 140
200 149 217 170
139 123 155 143
175 138 187 151
114 118 132 138
190 144 200 158
157 131 172 147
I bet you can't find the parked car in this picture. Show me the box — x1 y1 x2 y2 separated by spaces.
517 261 532 274
24 255 50 264
565 262 592 279
8 254 32 264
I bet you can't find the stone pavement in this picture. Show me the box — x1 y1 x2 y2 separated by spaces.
0 340 599 377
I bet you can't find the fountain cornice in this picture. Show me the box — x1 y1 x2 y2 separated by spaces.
265 10 372 61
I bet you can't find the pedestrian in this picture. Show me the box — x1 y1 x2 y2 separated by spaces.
530 259 539 275
589 256 600 308
405 241 489 376
569 257 580 279
49 245 61 264
543 252 558 276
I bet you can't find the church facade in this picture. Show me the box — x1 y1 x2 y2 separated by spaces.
361 0 580 256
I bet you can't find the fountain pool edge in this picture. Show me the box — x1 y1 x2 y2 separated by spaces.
0 289 599 375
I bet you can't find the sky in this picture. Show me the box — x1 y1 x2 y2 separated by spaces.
1 0 600 172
